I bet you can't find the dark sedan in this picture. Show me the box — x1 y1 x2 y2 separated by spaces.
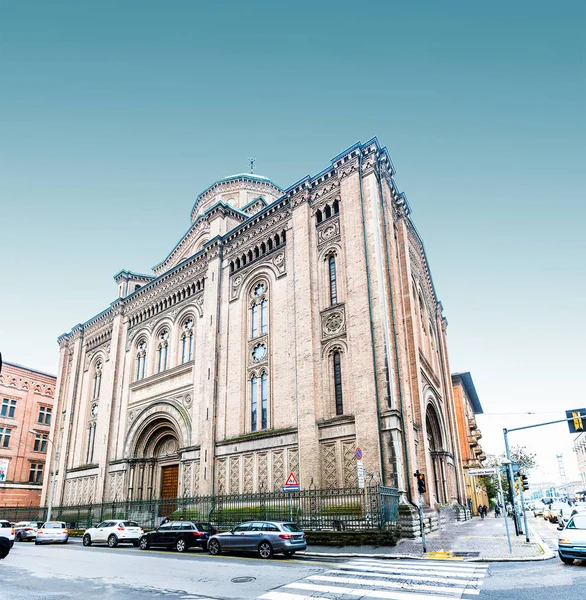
139 521 216 553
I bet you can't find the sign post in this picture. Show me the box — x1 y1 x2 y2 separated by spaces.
355 448 365 489
282 472 300 521
497 467 513 554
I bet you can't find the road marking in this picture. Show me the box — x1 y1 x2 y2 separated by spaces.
353 559 487 571
284 581 469 600
343 562 487 578
327 569 484 586
307 574 480 595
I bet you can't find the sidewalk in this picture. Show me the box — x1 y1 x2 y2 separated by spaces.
302 514 555 562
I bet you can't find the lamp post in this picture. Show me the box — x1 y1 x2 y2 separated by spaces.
29 430 59 522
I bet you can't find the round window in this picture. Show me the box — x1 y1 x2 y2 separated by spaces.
252 344 267 361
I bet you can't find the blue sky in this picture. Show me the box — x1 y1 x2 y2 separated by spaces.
1 1 584 482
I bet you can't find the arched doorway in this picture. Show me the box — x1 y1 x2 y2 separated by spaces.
129 417 180 508
426 404 448 505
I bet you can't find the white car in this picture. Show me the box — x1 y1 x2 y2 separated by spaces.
0 521 15 548
558 513 586 564
83 520 144 548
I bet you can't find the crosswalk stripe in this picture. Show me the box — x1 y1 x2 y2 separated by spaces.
327 569 484 587
284 581 467 600
343 562 486 579
352 559 487 572
308 574 480 595
259 593 314 600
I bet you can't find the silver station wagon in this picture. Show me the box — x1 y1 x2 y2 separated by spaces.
207 521 306 559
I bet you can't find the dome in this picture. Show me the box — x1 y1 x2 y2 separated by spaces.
191 173 283 221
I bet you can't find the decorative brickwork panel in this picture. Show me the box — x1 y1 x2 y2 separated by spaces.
257 453 268 492
272 451 284 491
322 443 338 489
182 462 193 497
243 454 254 493
287 447 299 480
193 461 200 496
342 440 358 487
216 458 227 495
229 456 240 494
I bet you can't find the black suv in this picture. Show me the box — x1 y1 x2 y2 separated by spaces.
139 521 216 553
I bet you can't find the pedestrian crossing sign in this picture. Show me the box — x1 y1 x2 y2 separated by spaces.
282 472 299 491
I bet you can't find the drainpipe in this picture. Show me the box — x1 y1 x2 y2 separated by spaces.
357 150 386 486
375 156 414 504
211 241 223 498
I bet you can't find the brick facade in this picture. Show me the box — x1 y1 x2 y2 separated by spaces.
45 139 466 511
0 362 56 506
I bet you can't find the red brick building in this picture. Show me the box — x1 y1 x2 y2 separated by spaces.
0 361 56 506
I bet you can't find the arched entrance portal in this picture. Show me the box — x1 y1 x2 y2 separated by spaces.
129 417 180 505
426 404 448 505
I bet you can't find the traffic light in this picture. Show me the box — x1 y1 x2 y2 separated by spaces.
414 470 426 494
520 474 529 492
514 478 520 495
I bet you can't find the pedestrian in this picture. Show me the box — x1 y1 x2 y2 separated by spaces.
179 516 184 521
479 505 485 519
494 504 501 518
161 516 170 526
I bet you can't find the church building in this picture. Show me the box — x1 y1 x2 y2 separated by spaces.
44 139 466 512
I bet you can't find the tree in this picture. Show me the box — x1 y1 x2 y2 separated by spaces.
478 445 536 504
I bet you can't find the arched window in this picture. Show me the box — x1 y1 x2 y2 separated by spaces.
333 199 339 214
251 375 258 432
251 373 269 432
181 318 194 363
261 372 268 430
328 255 338 306
157 330 169 373
92 361 102 399
316 209 323 224
418 294 426 334
261 299 268 334
325 204 332 219
136 341 147 381
333 352 343 415
251 283 267 338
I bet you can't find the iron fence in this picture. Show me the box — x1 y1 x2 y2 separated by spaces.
1 485 399 532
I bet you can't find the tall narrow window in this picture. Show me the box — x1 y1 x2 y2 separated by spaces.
157 330 169 373
0 427 11 448
329 256 338 305
38 406 51 425
92 361 102 399
86 425 92 463
261 372 268 430
136 341 147 381
333 352 343 415
34 434 48 453
181 318 194 363
261 299 268 334
90 423 96 463
251 376 258 432
251 304 259 338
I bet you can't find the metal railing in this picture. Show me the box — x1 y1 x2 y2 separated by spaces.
1 485 399 532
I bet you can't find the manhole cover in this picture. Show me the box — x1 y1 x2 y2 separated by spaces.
231 577 256 584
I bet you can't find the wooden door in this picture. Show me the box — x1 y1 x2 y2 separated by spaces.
160 465 179 515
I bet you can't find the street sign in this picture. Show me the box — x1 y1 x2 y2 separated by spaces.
356 460 366 489
281 472 300 492
467 467 497 477
355 447 363 460
566 409 586 434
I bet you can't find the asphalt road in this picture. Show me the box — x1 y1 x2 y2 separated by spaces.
1 519 585 600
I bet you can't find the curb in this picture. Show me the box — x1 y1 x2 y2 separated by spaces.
527 522 555 561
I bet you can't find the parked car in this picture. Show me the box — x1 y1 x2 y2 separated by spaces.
0 521 15 548
83 520 144 548
533 505 544 517
559 505 586 528
558 513 586 564
207 521 307 559
36 521 69 544
14 521 39 542
139 521 215 553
